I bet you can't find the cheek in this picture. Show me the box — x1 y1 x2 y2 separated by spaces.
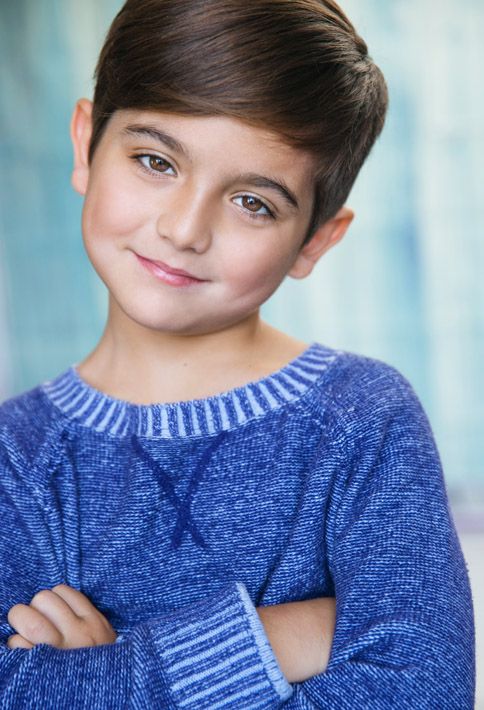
82 174 147 248
220 238 295 302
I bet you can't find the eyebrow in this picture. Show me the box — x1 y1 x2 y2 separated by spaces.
230 173 299 211
122 124 192 160
122 123 300 211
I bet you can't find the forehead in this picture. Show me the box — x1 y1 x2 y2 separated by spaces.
108 109 318 184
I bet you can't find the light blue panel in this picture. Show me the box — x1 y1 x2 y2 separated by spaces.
0 245 11 401
0 1 482 514
0 0 123 391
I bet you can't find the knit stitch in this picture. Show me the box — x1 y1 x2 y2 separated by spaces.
0 342 475 708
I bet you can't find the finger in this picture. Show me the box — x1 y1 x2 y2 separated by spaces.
7 633 35 650
51 585 115 634
7 604 63 646
50 584 98 619
50 585 117 646
29 589 79 630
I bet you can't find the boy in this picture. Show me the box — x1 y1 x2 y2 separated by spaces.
0 0 475 708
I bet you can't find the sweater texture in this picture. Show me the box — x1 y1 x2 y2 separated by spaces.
0 342 475 708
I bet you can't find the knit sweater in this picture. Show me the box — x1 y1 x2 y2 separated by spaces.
0 342 475 709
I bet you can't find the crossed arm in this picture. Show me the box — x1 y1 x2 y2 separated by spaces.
7 585 336 684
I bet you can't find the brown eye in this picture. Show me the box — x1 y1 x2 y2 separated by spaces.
148 156 171 172
242 195 265 212
132 154 176 175
233 194 274 220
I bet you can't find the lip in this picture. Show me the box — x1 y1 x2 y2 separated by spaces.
134 253 205 287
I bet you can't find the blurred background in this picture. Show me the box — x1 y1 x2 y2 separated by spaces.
0 0 483 704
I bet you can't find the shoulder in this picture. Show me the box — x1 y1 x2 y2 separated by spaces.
329 347 419 404
0 379 69 490
305 347 444 512
300 343 432 437
0 381 61 449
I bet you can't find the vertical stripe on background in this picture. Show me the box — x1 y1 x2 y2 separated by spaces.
0 239 12 402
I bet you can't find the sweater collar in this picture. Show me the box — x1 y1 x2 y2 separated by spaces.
41 342 338 439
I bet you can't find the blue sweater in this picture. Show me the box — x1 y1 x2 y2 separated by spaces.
0 342 475 708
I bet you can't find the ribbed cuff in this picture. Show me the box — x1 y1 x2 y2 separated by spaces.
149 582 293 709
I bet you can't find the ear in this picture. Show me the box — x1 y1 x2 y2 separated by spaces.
70 98 94 196
288 206 354 279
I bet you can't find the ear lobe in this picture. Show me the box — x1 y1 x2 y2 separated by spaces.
288 206 354 279
70 98 94 196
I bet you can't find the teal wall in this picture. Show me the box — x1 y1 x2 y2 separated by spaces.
0 1 122 394
1 1 483 520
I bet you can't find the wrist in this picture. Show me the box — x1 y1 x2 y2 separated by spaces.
256 598 335 683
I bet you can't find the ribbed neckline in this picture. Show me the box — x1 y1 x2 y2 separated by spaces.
41 342 340 439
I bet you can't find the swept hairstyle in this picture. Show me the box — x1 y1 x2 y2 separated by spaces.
89 0 388 245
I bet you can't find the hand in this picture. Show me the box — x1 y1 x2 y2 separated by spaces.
257 596 336 683
7 584 118 650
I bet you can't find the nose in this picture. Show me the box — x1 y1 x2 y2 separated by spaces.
156 183 213 254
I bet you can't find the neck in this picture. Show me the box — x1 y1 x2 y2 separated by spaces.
76 296 308 405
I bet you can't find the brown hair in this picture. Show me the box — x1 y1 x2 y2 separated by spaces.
90 0 388 246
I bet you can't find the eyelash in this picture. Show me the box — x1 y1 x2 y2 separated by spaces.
129 153 276 221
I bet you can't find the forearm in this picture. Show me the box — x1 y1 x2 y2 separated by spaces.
2 581 293 708
256 597 336 683
6 581 335 696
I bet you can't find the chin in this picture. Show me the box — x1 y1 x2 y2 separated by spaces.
111 297 204 335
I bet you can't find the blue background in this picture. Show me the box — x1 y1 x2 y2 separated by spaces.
1 0 483 527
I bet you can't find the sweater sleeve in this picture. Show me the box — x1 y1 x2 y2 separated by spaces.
282 365 476 709
0 442 293 708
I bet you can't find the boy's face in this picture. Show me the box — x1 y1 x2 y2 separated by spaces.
71 100 352 336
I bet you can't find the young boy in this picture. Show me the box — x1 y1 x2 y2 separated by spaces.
0 0 475 707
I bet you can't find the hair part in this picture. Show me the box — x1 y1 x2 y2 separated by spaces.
89 0 388 246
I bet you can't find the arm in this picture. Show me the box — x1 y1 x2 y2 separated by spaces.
257 597 336 682
280 367 475 708
8 586 336 682
0 442 294 708
2 582 292 709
